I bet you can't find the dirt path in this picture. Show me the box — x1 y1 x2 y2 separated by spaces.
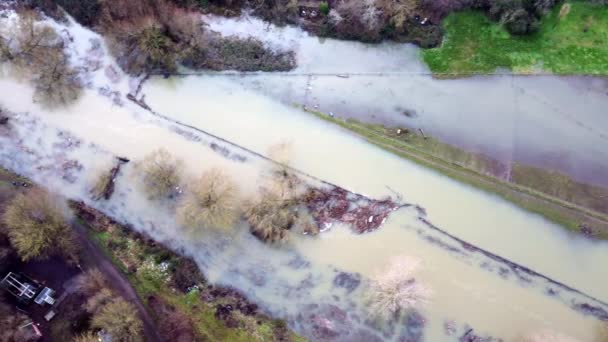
73 222 163 342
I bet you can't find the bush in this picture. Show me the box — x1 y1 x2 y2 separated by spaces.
136 148 183 200
91 298 143 342
244 188 297 243
367 255 431 319
319 2 330 15
177 168 240 232
2 188 79 262
76 268 108 296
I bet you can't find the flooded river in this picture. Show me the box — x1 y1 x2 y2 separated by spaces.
0 12 607 341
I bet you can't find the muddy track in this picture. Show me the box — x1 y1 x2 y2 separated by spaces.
73 222 163 342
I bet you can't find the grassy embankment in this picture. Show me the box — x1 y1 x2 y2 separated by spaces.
86 223 305 342
306 110 608 239
423 2 608 76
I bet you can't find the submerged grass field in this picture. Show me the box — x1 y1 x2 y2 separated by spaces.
305 109 608 239
423 2 608 75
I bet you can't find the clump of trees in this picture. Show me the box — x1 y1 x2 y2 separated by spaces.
367 255 431 319
91 298 143 341
243 142 312 243
0 11 82 106
177 168 240 232
136 148 184 200
1 188 79 263
94 0 295 75
244 186 298 243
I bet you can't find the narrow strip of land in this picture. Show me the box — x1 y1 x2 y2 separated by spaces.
307 110 608 239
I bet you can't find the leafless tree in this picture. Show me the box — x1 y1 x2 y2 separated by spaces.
0 11 82 106
177 168 240 232
136 148 183 200
367 255 432 319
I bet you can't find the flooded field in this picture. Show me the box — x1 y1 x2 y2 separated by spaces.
201 15 608 188
0 11 607 342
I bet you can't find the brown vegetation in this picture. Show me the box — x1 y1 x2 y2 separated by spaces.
74 269 144 342
177 168 240 232
244 187 298 243
91 298 143 342
1 188 79 262
244 142 310 243
0 11 82 106
0 298 38 341
96 0 294 74
136 148 183 200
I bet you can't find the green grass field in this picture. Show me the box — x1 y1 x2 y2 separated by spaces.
422 2 608 75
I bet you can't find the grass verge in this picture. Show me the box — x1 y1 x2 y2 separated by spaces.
422 2 608 76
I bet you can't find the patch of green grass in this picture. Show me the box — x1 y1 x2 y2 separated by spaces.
423 2 608 75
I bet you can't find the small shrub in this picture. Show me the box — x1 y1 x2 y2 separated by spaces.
136 148 183 200
319 2 330 15
170 258 204 292
75 268 108 296
85 287 114 313
91 298 143 342
177 168 240 232
2 188 79 262
367 255 431 319
243 188 297 243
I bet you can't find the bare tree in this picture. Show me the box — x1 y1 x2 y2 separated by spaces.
91 298 143 342
85 287 114 314
243 187 298 243
2 188 79 262
75 268 108 296
0 11 82 106
177 168 240 232
367 255 431 319
136 148 183 200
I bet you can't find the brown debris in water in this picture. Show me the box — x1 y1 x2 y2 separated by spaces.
303 187 403 234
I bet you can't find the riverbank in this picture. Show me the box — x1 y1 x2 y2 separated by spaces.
71 201 306 342
423 2 608 76
305 108 608 239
